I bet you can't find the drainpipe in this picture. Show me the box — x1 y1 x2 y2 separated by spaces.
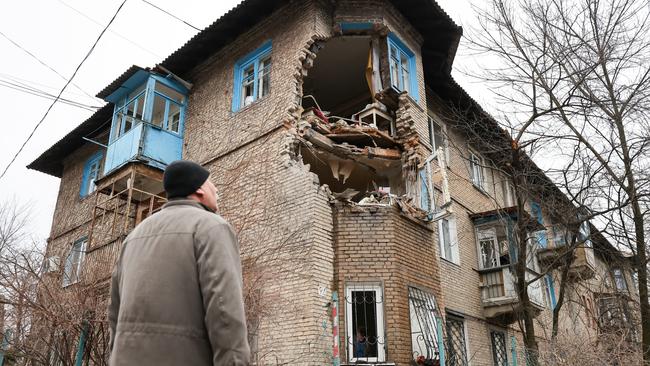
436 316 445 366
332 291 340 366
0 329 12 366
74 321 89 366
511 335 518 366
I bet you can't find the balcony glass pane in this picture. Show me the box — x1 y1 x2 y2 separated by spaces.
155 82 184 104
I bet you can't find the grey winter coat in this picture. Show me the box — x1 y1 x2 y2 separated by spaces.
108 199 250 365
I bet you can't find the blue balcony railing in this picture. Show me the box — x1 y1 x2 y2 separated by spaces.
103 122 182 175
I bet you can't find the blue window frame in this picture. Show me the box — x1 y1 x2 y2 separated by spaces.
545 275 557 309
387 33 418 100
80 151 103 198
232 41 272 111
108 75 188 143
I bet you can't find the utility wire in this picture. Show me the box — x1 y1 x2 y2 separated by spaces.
0 79 100 112
0 0 128 181
56 0 162 59
140 0 200 31
0 30 101 103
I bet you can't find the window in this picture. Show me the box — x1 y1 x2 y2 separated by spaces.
501 178 515 207
150 82 186 133
477 226 510 269
419 168 433 212
232 41 272 111
80 152 103 197
552 225 567 247
446 315 469 366
345 284 385 363
439 216 459 264
530 202 547 248
112 84 146 140
490 330 508 366
428 116 446 156
63 238 87 287
545 275 557 309
612 268 628 292
526 239 541 273
469 152 485 189
387 33 418 100
578 220 591 246
408 287 441 363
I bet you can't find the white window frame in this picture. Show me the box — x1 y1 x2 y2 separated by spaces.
612 268 628 292
469 151 485 190
476 226 502 270
439 216 460 264
62 238 87 287
427 115 449 163
501 178 515 207
345 283 386 363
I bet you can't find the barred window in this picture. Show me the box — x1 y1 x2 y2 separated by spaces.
490 330 508 366
345 284 385 363
408 287 441 363
446 315 468 366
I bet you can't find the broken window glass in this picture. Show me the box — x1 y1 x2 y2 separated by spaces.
233 42 272 111
387 34 417 99
241 64 255 107
478 227 499 269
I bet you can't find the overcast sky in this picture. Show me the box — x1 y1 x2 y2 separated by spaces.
0 0 488 240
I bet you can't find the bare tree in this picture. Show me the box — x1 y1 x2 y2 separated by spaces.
462 0 650 362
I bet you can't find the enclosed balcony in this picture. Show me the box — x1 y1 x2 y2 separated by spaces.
537 222 596 280
479 266 545 322
99 67 189 175
471 207 546 324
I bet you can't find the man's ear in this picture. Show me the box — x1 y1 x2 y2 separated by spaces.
194 187 206 198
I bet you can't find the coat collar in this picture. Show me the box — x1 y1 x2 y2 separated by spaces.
162 198 212 212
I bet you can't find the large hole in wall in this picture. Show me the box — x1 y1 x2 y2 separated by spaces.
300 144 404 200
303 36 373 118
298 35 408 203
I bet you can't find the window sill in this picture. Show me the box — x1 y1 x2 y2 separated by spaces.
440 256 461 268
472 183 490 196
231 94 268 115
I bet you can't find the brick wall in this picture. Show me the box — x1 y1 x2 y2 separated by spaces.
333 203 444 365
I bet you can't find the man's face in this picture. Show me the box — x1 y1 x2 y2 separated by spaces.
197 178 219 212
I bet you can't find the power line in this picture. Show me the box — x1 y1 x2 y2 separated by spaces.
0 30 101 104
0 0 128 181
0 78 100 112
56 0 162 59
140 0 201 31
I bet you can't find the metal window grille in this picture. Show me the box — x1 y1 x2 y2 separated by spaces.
408 287 441 362
445 316 468 366
490 330 508 366
345 284 386 362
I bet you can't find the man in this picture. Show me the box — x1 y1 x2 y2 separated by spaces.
108 160 250 365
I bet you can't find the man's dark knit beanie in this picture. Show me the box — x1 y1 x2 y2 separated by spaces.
163 160 210 199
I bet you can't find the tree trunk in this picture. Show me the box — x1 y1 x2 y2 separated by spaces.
512 148 539 365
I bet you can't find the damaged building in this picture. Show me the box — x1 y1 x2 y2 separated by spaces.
27 0 640 365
